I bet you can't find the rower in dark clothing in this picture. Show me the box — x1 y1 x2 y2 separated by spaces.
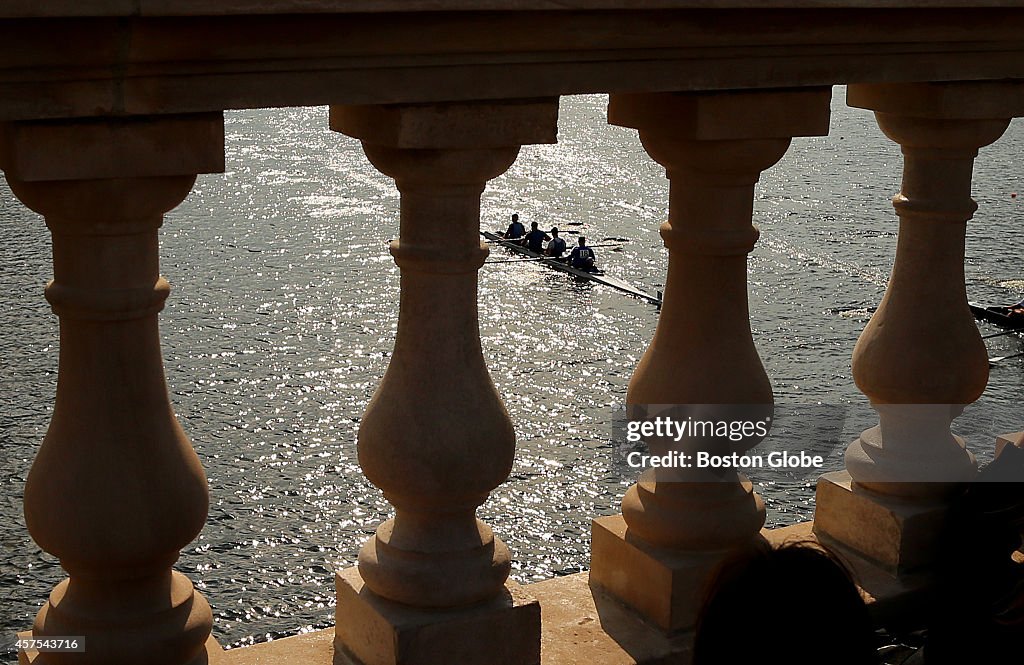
505 213 526 239
546 227 567 259
523 222 550 253
569 236 597 271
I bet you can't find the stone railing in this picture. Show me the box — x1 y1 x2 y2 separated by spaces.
3 3 1023 665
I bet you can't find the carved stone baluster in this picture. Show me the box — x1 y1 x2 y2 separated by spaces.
0 114 224 665
329 100 557 665
590 89 831 632
816 82 1023 575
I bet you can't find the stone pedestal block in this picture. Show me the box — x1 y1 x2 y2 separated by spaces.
590 514 734 633
334 567 540 665
996 431 1024 457
813 471 949 576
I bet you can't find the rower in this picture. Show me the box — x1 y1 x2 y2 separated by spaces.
523 222 550 253
505 213 526 239
1009 296 1024 317
570 236 597 272
546 227 567 259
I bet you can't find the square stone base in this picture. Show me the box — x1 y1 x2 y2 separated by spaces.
590 514 728 633
333 567 540 665
814 470 949 576
996 431 1024 457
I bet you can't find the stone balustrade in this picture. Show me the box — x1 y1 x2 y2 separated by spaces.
2 3 1024 665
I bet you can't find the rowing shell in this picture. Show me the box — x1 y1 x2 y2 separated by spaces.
970 302 1024 330
482 231 662 306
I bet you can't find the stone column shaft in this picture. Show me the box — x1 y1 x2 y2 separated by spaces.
590 89 832 632
815 81 1023 576
329 99 557 665
0 113 224 665
357 144 520 608
620 137 784 553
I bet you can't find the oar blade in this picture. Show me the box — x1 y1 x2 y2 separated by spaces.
989 351 1024 365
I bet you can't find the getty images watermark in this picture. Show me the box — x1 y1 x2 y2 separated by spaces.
610 400 1022 484
612 404 841 481
623 409 825 471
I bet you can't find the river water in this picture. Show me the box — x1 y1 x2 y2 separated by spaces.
1 90 1022 648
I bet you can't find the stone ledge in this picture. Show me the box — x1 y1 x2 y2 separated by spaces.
535 569 693 665
200 522 941 665
5 9 1024 122
217 629 333 665
215 574 693 665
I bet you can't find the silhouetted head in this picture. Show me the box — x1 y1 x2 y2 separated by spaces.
511 213 519 222
551 227 559 237
694 542 878 665
578 237 586 246
925 443 1024 662
531 222 539 230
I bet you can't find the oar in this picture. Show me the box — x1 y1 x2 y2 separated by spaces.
485 248 626 264
830 307 1024 338
485 234 623 251
989 351 1024 365
982 328 1024 340
484 257 550 265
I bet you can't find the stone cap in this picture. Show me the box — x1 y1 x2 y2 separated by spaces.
609 88 832 139
0 113 224 181
849 81 1024 119
330 99 558 149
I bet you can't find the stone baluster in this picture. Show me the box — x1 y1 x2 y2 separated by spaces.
329 100 558 665
590 89 832 632
815 82 1023 575
0 114 224 664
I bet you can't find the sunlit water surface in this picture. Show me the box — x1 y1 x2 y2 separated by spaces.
2 91 1022 648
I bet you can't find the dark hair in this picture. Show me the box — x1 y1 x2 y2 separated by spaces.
578 236 586 244
531 222 538 229
924 444 1024 662
551 227 559 234
511 213 519 222
694 541 878 665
